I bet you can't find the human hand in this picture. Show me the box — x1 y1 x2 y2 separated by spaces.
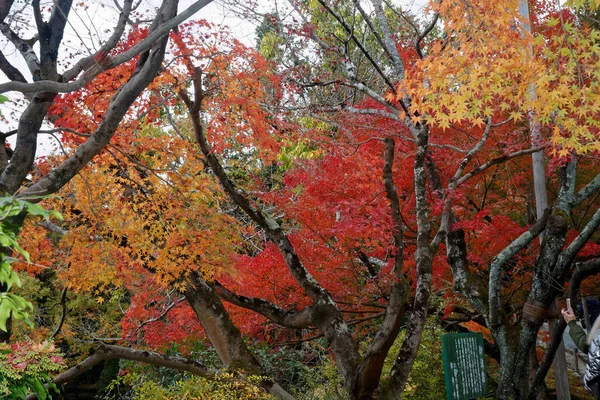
561 307 576 324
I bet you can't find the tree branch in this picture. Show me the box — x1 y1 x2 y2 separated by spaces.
0 22 40 79
488 208 551 328
571 172 600 207
554 206 600 281
26 344 218 400
0 0 212 94
356 138 408 397
455 145 549 186
19 0 208 197
49 288 67 340
316 0 396 92
214 281 313 329
415 12 439 59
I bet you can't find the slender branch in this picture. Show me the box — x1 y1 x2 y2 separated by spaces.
135 297 186 332
455 145 549 186
415 12 439 59
432 119 492 248
554 206 600 279
49 288 67 340
571 172 600 207
274 312 386 347
316 0 396 92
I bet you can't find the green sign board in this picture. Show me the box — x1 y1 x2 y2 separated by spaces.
441 332 488 400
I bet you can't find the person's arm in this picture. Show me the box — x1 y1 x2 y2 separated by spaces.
562 308 590 353
568 320 590 353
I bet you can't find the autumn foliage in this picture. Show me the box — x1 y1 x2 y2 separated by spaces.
3 0 600 398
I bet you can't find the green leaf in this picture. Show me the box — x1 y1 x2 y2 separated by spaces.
23 202 50 218
0 299 12 331
30 378 48 400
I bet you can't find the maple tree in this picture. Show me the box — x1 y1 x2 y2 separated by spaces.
0 0 215 338
4 0 600 399
198 0 600 397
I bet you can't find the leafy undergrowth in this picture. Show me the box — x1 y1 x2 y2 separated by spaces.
545 365 595 400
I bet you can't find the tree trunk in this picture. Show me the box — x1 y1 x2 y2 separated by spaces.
387 126 434 397
183 271 293 399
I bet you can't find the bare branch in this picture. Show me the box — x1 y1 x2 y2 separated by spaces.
316 0 396 92
571 172 600 207
135 297 186 333
415 12 439 59
49 288 67 340
18 0 211 197
0 22 40 79
455 145 549 187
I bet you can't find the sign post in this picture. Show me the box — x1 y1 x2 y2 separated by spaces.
441 332 488 400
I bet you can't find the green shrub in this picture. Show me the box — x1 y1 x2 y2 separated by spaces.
0 341 65 399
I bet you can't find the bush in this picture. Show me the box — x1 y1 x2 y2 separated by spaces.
0 341 65 400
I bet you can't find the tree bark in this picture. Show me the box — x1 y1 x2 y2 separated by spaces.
184 271 293 399
388 126 434 396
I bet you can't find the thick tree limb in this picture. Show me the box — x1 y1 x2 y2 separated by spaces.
181 68 333 305
0 0 14 22
0 0 212 94
489 208 550 328
183 272 295 400
0 49 26 83
18 0 205 197
0 22 40 79
182 66 360 392
214 281 314 329
388 126 434 395
25 344 218 400
356 0 405 79
355 138 408 398
571 172 600 207
554 206 600 281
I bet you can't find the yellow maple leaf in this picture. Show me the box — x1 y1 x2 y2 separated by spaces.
384 92 396 103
